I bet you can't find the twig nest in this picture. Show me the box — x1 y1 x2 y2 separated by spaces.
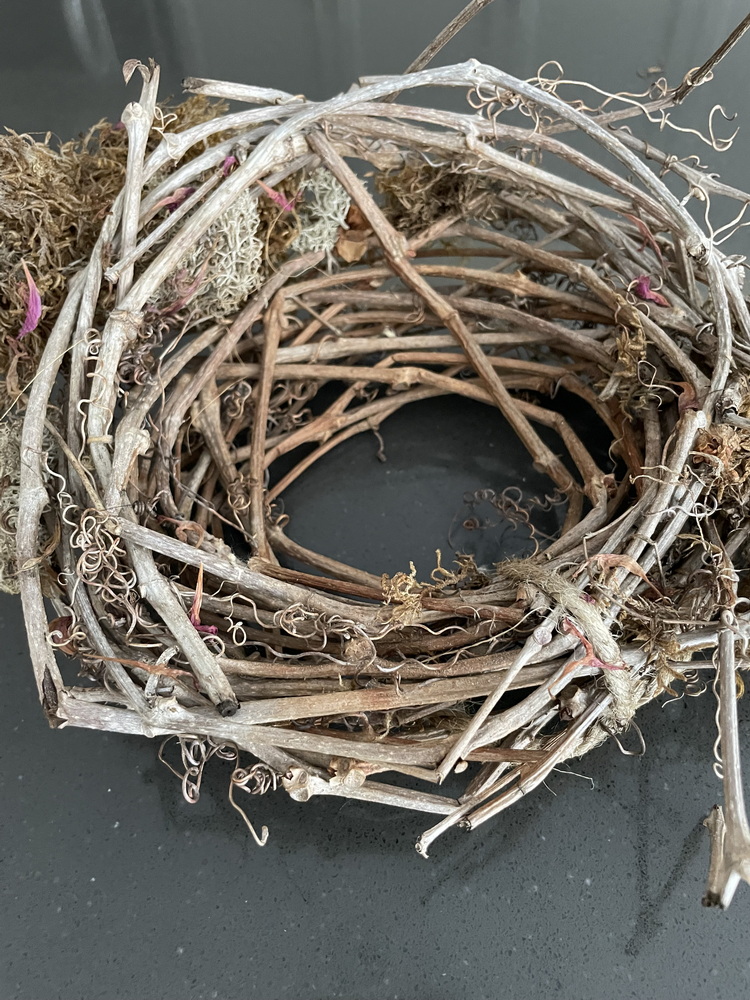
7 58 750 860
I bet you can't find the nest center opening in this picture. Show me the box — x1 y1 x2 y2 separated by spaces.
268 387 617 581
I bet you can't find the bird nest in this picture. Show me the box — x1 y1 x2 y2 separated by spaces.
7 37 750 905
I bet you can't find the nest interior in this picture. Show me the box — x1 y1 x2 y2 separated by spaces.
7 56 750 881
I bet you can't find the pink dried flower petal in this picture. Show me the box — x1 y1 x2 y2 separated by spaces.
256 179 297 212
151 185 196 215
221 155 238 176
158 256 212 317
17 262 42 339
561 618 626 674
186 563 217 634
591 656 627 672
187 607 216 633
633 275 669 308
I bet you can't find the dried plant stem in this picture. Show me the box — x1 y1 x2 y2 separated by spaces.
309 131 576 493
401 0 498 77
436 612 558 780
703 611 750 907
18 276 84 706
673 12 750 103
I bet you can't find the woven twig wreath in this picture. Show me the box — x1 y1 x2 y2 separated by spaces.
8 50 750 901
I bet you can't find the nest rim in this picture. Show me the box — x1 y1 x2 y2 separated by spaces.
8 55 750 873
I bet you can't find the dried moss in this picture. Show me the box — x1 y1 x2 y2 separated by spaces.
0 95 227 409
291 167 351 255
376 159 500 235
0 414 23 591
693 424 750 507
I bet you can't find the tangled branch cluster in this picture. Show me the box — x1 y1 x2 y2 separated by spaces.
8 41 750 906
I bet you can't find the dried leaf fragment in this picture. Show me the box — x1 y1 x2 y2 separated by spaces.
122 58 152 84
624 212 665 267
188 563 219 635
582 553 662 596
47 616 78 656
335 204 372 263
672 380 702 414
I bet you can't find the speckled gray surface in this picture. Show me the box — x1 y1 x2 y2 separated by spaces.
3 3 750 998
